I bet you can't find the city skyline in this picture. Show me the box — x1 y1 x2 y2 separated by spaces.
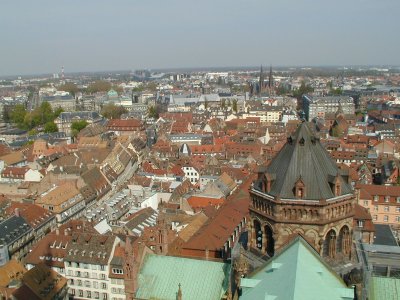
1 0 399 76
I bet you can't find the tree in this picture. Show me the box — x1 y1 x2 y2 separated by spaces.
329 88 343 95
58 83 79 97
71 120 88 133
10 104 27 126
132 86 144 92
101 104 128 119
232 99 238 113
293 81 314 98
28 129 38 136
54 107 64 118
44 122 58 133
112 85 123 95
221 99 226 109
204 99 208 110
39 101 54 124
87 80 112 94
276 84 289 95
148 105 159 119
146 82 158 92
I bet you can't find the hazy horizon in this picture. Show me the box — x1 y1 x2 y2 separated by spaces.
1 0 399 77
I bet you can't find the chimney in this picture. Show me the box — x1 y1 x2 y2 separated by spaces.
56 228 60 235
14 208 20 217
64 229 68 236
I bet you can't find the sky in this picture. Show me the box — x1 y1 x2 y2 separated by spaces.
0 0 399 76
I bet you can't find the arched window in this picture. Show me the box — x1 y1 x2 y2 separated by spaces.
264 225 274 257
337 226 351 256
323 229 337 259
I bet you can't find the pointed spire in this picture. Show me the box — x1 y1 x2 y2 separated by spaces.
265 128 270 144
269 65 273 88
259 65 264 95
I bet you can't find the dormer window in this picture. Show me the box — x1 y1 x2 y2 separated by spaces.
335 183 341 196
299 137 305 146
293 177 305 199
264 173 275 193
329 174 342 197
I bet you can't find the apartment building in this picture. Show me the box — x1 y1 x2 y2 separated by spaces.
54 111 103 136
64 234 125 300
36 182 86 226
356 184 400 225
303 95 355 121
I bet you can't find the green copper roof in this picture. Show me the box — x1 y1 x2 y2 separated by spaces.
107 89 118 96
136 254 230 300
240 236 354 300
370 276 400 300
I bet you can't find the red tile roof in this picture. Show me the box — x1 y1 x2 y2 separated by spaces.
181 173 255 252
25 233 71 268
1 166 29 178
107 119 143 131
5 202 53 229
356 184 400 202
187 196 225 211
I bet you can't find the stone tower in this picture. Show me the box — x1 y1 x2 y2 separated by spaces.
248 122 354 262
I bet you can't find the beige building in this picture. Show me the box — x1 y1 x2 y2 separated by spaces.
41 95 76 112
243 108 282 123
36 182 86 226
356 184 400 225
54 111 103 136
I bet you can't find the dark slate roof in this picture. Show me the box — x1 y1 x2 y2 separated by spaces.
42 95 74 101
0 215 33 246
258 122 352 200
373 224 398 246
58 111 102 122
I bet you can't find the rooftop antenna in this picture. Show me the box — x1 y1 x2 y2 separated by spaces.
61 66 65 82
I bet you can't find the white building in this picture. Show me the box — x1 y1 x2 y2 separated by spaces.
182 165 200 184
65 235 126 300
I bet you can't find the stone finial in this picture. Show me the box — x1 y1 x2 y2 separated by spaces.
177 283 182 300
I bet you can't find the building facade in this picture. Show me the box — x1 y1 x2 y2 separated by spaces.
303 95 355 121
356 184 400 226
54 111 104 136
64 234 125 300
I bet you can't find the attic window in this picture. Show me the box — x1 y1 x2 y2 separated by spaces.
335 183 341 196
293 177 305 199
311 136 317 145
